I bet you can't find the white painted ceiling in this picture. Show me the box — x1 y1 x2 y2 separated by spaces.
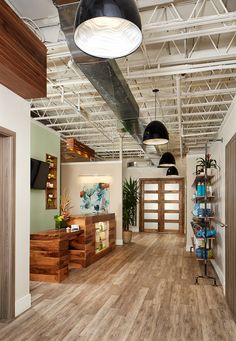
7 0 236 160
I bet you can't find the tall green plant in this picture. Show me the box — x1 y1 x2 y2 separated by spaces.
123 177 139 231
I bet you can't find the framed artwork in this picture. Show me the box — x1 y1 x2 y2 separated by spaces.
80 182 110 214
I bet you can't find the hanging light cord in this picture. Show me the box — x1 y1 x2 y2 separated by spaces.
157 91 164 120
155 90 157 120
153 88 159 121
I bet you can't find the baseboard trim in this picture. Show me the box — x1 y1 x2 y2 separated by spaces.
15 293 31 317
186 244 192 252
211 260 225 290
116 239 123 246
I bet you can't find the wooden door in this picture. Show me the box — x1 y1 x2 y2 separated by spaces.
0 127 15 320
139 178 184 233
225 133 236 321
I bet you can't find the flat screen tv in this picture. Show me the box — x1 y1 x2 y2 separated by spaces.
31 158 49 189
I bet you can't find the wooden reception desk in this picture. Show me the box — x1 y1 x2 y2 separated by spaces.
30 229 83 283
30 213 116 283
69 213 116 268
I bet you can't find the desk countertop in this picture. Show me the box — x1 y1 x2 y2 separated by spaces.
30 229 83 240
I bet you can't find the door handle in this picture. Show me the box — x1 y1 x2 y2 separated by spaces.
216 220 228 228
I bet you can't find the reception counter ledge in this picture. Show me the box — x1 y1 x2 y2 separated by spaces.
30 213 116 283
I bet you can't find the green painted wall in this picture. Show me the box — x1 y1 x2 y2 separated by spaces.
30 121 60 233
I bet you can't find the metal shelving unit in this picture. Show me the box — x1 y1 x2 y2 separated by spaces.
192 143 217 285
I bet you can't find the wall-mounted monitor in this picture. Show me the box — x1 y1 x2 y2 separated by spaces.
31 158 49 189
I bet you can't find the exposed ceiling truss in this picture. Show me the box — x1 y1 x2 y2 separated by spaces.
8 0 236 159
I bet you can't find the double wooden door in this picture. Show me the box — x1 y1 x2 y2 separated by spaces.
139 178 184 233
226 133 236 321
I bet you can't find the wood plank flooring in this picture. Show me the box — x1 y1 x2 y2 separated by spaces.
0 233 236 341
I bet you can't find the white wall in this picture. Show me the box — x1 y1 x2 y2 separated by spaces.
123 156 186 180
208 96 236 290
0 85 31 316
61 161 123 244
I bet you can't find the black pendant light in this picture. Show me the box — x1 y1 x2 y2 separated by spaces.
74 0 142 59
159 152 176 168
143 89 169 145
166 166 179 176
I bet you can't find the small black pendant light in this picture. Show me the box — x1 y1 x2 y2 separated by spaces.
74 0 142 59
143 89 169 145
166 166 179 176
159 152 176 168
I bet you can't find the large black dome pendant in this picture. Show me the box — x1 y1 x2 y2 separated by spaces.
166 166 179 176
74 0 142 59
143 121 169 145
143 89 169 145
159 152 176 167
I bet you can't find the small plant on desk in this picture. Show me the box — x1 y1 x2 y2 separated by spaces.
54 215 67 229
60 190 73 222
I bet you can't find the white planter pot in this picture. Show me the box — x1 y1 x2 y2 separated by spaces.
207 168 212 176
207 168 215 176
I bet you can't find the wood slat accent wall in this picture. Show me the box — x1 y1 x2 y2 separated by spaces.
0 1 46 99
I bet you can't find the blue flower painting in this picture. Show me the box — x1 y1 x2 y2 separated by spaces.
80 183 110 214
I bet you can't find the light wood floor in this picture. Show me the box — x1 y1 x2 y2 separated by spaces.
1 233 236 341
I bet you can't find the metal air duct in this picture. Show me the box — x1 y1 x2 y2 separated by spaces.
53 0 157 154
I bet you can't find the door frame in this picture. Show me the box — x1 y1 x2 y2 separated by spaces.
0 126 16 320
225 133 236 321
139 177 185 234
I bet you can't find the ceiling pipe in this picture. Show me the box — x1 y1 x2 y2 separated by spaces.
52 0 159 157
176 75 183 159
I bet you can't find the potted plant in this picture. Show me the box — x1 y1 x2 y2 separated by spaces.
123 177 139 243
60 190 73 221
54 214 67 229
54 191 73 229
196 154 220 176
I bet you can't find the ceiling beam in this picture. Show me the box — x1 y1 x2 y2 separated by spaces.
144 25 236 44
143 12 236 32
